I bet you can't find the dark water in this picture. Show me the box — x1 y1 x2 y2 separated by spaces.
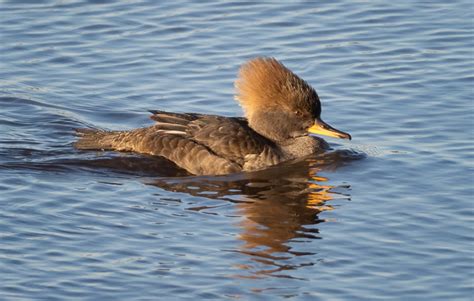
1 1 473 300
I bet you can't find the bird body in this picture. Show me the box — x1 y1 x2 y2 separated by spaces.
75 58 350 175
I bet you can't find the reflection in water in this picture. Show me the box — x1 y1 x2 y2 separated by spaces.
3 148 360 278
234 175 335 279
148 150 359 278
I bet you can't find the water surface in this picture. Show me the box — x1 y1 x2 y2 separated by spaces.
1 1 473 300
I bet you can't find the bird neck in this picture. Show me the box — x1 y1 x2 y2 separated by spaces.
277 136 328 159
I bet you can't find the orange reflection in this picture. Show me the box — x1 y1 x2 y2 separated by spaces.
147 150 356 279
236 170 336 262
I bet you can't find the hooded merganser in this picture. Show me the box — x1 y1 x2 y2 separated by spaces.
74 57 350 175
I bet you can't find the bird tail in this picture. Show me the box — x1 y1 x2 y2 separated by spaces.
74 128 118 150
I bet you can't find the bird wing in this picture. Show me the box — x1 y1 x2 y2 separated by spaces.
149 110 269 165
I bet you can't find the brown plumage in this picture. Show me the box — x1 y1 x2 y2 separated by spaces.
235 57 317 117
74 57 351 175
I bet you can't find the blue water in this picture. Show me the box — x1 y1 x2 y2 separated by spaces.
1 1 473 300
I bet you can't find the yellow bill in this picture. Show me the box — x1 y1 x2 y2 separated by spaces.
308 118 351 140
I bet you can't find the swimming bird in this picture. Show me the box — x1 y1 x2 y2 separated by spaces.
74 57 351 175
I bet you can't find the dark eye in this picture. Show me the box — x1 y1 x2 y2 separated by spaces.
294 110 303 117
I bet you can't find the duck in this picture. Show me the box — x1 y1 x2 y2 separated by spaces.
74 57 351 175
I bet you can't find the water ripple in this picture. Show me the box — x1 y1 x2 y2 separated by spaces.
0 0 473 300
